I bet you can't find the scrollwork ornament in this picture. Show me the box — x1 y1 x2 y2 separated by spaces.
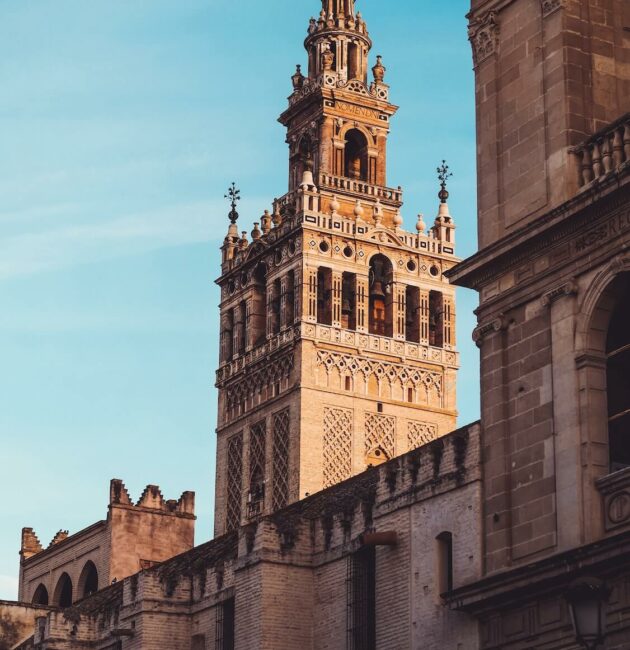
468 11 500 67
541 0 564 17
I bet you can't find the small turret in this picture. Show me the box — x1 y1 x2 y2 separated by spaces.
433 161 456 245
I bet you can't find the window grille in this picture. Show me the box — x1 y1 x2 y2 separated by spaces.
226 433 243 532
272 409 291 510
347 547 376 650
215 598 235 650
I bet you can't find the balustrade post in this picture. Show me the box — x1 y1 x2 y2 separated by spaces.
592 141 602 178
581 147 593 186
613 128 624 168
602 135 613 173
624 124 630 162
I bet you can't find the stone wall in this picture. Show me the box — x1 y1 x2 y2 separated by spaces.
24 423 482 650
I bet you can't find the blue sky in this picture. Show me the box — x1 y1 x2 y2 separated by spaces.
0 0 478 599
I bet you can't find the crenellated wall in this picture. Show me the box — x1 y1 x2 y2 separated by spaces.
21 423 482 650
17 479 195 610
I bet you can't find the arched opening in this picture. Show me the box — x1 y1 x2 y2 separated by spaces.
348 41 361 80
236 301 247 354
317 267 333 325
222 308 234 362
436 531 454 598
342 272 356 330
429 291 445 348
294 136 314 189
368 255 393 337
285 270 296 326
606 276 630 472
78 560 99 600
251 262 268 347
405 286 420 343
344 129 369 181
53 573 73 608
270 278 281 335
32 584 49 606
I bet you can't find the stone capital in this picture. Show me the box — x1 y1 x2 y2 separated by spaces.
468 11 500 67
541 0 564 18
541 279 578 307
472 314 506 348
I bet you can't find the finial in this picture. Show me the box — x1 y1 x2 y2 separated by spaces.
416 213 426 233
261 210 272 235
225 182 241 224
330 195 340 217
272 207 282 228
393 208 403 229
251 222 261 241
373 199 383 225
292 64 305 90
354 199 365 218
239 231 249 249
437 161 453 204
372 55 386 83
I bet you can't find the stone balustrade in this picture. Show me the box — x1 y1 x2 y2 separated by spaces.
573 113 630 188
318 173 403 204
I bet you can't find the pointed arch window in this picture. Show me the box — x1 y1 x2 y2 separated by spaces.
368 255 393 337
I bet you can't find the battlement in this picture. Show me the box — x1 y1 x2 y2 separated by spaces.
109 479 195 517
19 529 43 561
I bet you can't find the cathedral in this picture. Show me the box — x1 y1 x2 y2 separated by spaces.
2 0 630 648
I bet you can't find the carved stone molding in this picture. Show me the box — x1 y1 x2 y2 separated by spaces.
468 11 499 67
597 468 630 532
472 315 506 348
541 0 564 18
541 280 578 307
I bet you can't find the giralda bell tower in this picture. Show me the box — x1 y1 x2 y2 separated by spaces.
214 0 460 536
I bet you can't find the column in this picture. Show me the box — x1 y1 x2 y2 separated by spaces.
355 274 369 333
331 271 343 328
393 283 406 341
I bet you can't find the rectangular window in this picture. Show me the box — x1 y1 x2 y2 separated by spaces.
215 598 235 650
347 547 376 650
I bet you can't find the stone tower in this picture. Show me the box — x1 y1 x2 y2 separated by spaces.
214 0 460 536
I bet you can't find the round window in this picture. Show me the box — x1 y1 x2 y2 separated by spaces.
407 260 417 273
343 245 354 258
430 265 440 277
319 241 330 253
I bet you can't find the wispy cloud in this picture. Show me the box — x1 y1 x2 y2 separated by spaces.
0 197 265 281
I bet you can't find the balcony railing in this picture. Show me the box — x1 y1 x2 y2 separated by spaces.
573 113 630 188
318 173 403 205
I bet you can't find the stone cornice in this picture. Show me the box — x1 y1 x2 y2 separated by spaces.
447 171 630 291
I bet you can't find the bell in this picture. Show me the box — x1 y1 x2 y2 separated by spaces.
371 280 386 300
342 297 352 315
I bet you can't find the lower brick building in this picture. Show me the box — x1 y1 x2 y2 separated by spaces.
11 425 482 650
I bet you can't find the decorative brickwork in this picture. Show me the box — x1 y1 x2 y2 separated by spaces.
226 433 243 532
316 350 443 405
407 421 438 450
323 407 353 488
365 413 396 459
248 420 267 517
272 409 291 510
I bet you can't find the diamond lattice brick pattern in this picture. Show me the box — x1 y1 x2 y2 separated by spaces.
407 421 438 450
226 433 243 532
365 413 396 458
249 420 267 483
273 409 291 510
323 407 353 489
